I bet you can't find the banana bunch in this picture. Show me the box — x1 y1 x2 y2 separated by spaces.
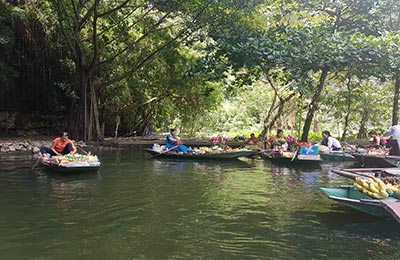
353 177 400 199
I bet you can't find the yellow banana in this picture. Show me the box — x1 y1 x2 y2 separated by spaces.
354 183 363 191
370 192 384 199
355 177 363 185
379 189 389 198
386 187 394 195
368 183 379 193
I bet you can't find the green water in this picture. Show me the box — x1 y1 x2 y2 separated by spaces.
1 148 400 260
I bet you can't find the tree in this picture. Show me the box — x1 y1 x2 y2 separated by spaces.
34 0 262 141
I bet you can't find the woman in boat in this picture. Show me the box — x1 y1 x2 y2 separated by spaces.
366 131 387 148
319 130 342 151
267 129 287 149
166 128 190 153
40 132 77 156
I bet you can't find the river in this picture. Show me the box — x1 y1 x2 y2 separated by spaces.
1 147 400 260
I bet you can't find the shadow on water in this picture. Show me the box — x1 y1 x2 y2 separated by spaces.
263 158 323 170
316 208 400 241
31 165 102 181
147 157 256 177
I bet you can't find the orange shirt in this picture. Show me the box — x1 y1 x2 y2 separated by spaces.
53 137 73 153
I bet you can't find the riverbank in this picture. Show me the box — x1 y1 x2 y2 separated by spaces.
0 136 235 154
0 135 364 154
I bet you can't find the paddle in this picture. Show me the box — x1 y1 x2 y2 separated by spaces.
291 149 298 162
31 156 41 170
239 141 247 149
77 145 89 155
152 145 180 157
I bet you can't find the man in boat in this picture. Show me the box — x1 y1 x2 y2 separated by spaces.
166 128 190 153
365 131 387 148
40 132 77 156
319 130 342 152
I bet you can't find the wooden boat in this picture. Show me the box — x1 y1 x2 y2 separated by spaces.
352 153 400 168
320 186 399 220
261 145 323 164
331 167 400 180
319 151 355 161
145 148 258 160
39 158 101 173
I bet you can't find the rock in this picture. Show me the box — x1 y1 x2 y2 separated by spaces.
76 140 87 147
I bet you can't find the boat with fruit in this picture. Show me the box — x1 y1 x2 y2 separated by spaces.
320 186 397 219
261 145 323 164
39 153 101 173
321 175 400 222
145 145 258 160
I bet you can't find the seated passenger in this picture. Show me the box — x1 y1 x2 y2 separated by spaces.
166 128 190 153
267 129 287 148
40 132 77 156
319 130 342 151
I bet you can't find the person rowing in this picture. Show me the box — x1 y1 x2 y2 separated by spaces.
166 128 190 153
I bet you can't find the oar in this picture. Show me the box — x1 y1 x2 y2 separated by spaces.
291 149 298 162
239 140 248 149
31 156 41 170
152 145 180 157
77 145 89 155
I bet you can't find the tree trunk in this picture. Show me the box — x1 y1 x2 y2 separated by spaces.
301 68 329 141
341 77 353 140
341 106 351 140
357 107 369 139
392 70 400 125
259 92 277 141
114 116 120 138
68 68 103 142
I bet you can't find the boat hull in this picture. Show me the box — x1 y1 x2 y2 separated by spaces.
352 153 400 167
331 167 400 179
319 152 355 161
320 186 396 219
261 151 323 164
145 149 257 160
40 161 100 173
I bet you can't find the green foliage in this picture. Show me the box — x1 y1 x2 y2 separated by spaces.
54 81 79 100
0 2 17 77
203 79 273 133
4 0 400 139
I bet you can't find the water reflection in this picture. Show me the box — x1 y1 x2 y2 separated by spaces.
2 150 400 259
149 158 254 177
30 167 101 213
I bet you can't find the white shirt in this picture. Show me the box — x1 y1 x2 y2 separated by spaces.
327 136 342 150
383 125 400 148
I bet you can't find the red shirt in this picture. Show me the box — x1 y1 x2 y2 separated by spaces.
53 137 73 153
247 137 259 145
